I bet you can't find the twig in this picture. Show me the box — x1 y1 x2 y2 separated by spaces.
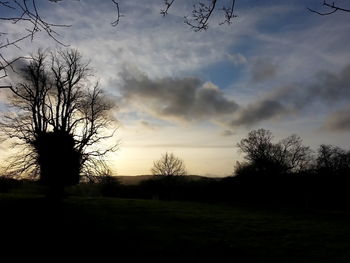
160 0 175 16
111 0 121 27
307 0 350 16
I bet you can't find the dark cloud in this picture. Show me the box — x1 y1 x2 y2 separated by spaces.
10 58 29 72
119 71 239 122
231 100 288 127
231 64 350 128
117 64 350 130
251 58 277 82
313 65 350 102
322 105 350 132
275 65 350 109
4 58 30 84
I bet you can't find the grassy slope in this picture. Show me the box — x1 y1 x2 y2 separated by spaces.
0 194 349 262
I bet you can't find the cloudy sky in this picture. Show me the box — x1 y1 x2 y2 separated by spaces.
1 0 350 176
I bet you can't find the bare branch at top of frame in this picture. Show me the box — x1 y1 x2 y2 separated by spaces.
0 0 71 78
184 0 237 32
307 1 350 16
219 0 237 25
111 0 122 27
185 0 218 31
160 0 175 16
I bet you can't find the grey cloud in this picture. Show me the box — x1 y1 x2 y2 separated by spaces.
117 63 350 129
322 105 350 132
231 64 350 128
277 65 350 108
119 71 239 122
10 58 29 71
251 58 278 82
0 58 30 101
312 65 350 102
231 100 288 127
4 58 30 83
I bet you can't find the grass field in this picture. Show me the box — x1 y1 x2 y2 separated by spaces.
0 194 349 262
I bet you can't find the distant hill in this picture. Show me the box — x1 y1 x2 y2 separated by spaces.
114 175 221 185
115 175 153 185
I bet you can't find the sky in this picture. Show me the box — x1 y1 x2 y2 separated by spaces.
1 0 350 176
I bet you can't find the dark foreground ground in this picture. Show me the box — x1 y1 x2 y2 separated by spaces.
0 194 349 262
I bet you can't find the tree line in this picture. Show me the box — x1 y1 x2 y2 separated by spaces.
151 128 350 179
116 128 350 209
235 128 350 178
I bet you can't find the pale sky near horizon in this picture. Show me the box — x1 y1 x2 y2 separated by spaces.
1 0 350 176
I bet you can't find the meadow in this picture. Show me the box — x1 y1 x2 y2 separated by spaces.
0 193 349 262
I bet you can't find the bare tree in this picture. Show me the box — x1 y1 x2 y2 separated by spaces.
0 48 117 196
274 134 313 173
237 128 275 164
151 152 187 176
236 129 312 175
316 144 350 176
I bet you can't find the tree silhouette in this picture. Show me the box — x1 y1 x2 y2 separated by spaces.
316 144 350 176
151 152 187 176
0 49 117 198
236 129 312 176
273 134 313 173
237 129 274 163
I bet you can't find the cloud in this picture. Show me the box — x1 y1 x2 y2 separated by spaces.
1 58 29 83
0 58 31 104
312 65 350 102
118 69 239 123
230 64 350 127
117 62 350 130
322 105 350 132
231 99 288 127
250 58 278 82
279 64 350 109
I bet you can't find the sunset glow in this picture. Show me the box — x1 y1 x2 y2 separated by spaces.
1 0 350 176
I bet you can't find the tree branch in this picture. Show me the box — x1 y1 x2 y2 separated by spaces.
160 0 175 16
111 0 121 27
308 1 350 16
